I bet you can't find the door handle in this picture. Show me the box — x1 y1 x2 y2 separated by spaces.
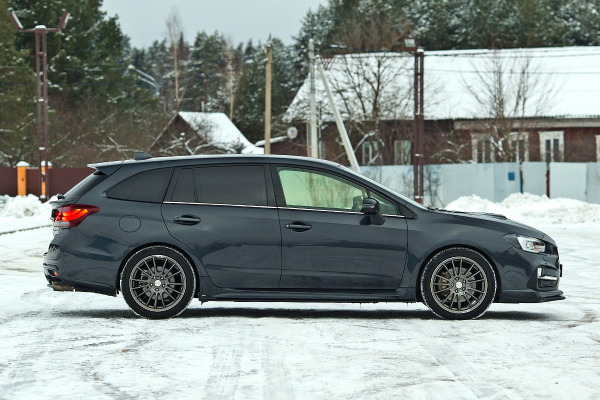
284 222 312 232
173 215 201 225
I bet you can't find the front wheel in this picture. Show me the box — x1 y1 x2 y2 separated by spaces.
121 246 196 319
421 248 496 320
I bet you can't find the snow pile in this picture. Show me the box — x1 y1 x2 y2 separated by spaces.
446 193 600 225
0 195 52 218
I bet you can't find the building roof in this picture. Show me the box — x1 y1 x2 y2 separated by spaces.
285 46 600 122
177 112 263 154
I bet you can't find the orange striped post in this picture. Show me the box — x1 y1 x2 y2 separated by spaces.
41 161 51 199
16 161 29 196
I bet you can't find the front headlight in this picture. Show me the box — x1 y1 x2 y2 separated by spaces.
503 234 546 253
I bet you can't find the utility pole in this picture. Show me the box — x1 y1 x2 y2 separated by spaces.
264 44 272 155
9 11 69 200
316 58 360 172
308 39 318 158
413 49 425 204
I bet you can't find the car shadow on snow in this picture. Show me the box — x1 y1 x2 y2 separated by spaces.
58 308 556 321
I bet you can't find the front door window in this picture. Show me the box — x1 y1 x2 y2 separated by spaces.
278 168 367 212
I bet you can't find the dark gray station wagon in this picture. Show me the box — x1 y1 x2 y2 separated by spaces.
44 153 564 319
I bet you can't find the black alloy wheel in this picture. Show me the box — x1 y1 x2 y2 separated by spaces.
121 246 196 319
421 247 496 320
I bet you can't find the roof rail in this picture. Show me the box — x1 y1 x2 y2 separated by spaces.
134 151 152 161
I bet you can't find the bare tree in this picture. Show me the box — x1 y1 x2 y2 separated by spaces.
462 51 559 162
323 10 413 166
166 9 185 112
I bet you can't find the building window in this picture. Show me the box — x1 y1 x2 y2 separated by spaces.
394 140 411 165
509 132 529 162
539 131 564 162
319 141 327 160
471 133 494 163
362 141 379 165
596 135 600 162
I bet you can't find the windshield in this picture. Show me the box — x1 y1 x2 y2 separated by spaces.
338 165 426 209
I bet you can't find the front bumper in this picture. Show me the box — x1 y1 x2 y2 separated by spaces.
499 288 565 303
495 246 564 303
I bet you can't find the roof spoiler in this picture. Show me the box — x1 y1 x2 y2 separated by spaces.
134 151 152 161
88 161 123 176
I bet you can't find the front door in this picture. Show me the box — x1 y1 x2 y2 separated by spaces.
274 166 408 289
162 165 281 289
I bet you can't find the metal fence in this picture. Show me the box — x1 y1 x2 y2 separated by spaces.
0 167 93 197
362 162 600 207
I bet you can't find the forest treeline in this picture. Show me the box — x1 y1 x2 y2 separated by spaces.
1 0 600 167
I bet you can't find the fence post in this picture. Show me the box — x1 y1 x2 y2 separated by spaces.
16 161 29 196
41 161 52 199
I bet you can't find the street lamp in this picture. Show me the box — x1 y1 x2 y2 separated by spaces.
127 65 160 97
9 10 70 200
404 36 424 204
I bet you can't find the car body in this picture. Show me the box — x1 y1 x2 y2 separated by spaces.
43 154 564 319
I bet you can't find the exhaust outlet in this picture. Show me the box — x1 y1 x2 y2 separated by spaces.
51 281 74 292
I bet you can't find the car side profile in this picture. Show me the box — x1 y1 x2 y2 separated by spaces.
43 153 564 319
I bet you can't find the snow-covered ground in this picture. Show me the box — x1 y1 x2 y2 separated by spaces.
1 194 599 399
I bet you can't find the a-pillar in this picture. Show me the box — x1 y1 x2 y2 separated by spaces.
16 161 30 196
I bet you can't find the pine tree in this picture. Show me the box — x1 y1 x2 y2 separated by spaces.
0 0 35 166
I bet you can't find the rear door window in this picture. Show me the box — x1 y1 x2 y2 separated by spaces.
107 168 173 203
194 165 268 206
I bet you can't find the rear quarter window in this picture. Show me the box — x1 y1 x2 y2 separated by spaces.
107 168 173 203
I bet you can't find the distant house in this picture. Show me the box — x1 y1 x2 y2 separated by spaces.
152 112 263 156
281 46 600 165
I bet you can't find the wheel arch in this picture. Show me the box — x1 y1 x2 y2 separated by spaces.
415 244 502 302
116 242 202 297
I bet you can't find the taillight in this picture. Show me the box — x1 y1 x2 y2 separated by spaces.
53 205 99 228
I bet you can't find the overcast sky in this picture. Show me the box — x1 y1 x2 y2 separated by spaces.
101 0 327 49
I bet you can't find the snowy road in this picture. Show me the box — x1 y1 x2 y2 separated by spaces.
1 224 599 399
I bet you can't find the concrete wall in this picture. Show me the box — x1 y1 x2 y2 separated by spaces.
362 162 600 206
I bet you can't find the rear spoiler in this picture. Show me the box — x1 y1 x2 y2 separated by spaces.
87 161 123 176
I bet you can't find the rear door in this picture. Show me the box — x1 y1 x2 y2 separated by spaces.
161 164 281 289
274 166 408 289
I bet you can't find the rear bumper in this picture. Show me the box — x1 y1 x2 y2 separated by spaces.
43 228 122 296
499 289 565 303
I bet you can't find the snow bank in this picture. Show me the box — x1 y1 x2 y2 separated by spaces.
0 195 52 218
446 193 600 225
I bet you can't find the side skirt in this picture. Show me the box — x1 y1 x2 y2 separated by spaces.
198 277 416 302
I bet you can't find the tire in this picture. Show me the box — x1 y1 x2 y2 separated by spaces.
421 247 496 320
121 246 196 319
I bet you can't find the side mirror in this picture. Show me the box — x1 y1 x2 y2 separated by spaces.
362 198 385 226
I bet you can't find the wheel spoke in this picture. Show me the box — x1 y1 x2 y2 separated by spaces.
466 278 485 284
469 288 486 294
433 275 451 283
166 286 183 295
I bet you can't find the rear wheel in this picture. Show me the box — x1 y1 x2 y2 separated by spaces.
121 246 196 319
421 248 496 320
